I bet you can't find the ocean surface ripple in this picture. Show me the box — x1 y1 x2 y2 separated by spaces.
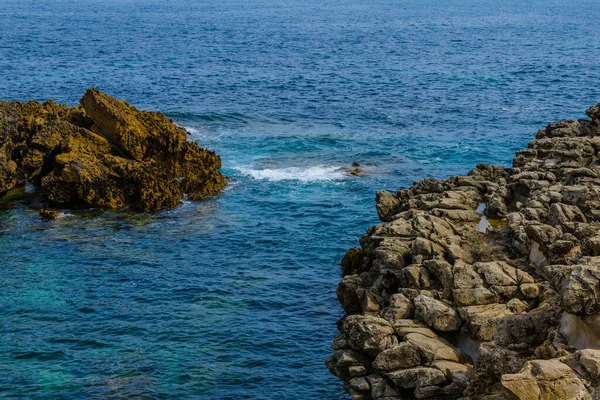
1 0 600 398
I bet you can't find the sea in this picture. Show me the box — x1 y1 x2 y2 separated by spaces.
1 0 599 398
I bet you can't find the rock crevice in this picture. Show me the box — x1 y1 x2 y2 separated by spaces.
328 104 600 399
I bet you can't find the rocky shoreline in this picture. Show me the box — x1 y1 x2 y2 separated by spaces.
0 89 225 212
327 105 600 399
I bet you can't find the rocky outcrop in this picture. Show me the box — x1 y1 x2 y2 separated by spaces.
328 104 600 399
0 89 225 211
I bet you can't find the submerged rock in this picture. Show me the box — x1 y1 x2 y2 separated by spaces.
0 89 226 211
39 208 59 221
328 103 600 399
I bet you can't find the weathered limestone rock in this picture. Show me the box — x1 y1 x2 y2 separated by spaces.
386 367 446 389
501 360 591 400
341 315 398 356
404 333 467 364
459 304 513 341
329 103 600 399
0 89 226 211
413 295 461 332
380 293 414 321
372 342 421 371
543 263 600 315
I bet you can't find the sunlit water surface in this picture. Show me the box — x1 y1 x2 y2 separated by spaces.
1 0 600 398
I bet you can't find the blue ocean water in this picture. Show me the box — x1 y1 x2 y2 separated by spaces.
1 0 600 398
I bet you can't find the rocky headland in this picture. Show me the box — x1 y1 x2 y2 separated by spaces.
0 89 225 212
328 104 600 399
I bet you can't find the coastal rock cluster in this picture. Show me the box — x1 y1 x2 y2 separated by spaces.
0 89 225 211
328 105 600 399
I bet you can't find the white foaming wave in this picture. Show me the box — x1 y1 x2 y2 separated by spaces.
183 126 204 139
235 165 346 182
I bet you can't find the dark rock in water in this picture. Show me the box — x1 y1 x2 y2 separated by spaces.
328 103 600 399
39 208 59 221
0 89 226 211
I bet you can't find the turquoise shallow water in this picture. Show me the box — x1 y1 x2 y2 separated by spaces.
1 0 600 398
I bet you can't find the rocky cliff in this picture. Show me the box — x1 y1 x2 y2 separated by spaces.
328 105 600 399
0 89 225 211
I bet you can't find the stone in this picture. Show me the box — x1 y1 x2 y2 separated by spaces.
404 333 466 363
386 367 446 389
452 287 498 307
431 360 470 378
341 247 366 276
459 304 513 341
372 342 421 371
543 264 600 315
579 349 600 381
380 293 414 321
414 294 462 331
477 342 528 377
376 190 402 222
341 315 397 356
366 374 401 399
501 360 591 400
414 385 440 399
0 90 225 211
493 302 562 347
337 274 362 315
393 319 438 338
39 208 59 221
328 102 600 399
349 377 370 392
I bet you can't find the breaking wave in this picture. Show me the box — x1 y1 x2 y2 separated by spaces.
235 165 346 182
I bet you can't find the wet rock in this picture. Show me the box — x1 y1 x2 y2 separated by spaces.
39 208 59 221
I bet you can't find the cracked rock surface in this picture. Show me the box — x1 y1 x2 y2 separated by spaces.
327 104 600 399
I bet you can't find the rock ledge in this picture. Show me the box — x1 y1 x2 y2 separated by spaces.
328 105 600 399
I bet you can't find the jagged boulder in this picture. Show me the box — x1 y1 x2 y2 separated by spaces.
329 102 600 399
501 360 590 400
0 89 226 211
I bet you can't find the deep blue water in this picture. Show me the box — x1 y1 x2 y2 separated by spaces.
1 0 600 398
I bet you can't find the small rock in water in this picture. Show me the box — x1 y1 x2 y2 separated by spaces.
39 208 59 221
346 162 365 176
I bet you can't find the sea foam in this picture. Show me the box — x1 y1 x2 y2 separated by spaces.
235 165 346 182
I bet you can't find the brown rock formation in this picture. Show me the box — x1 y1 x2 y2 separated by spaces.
328 104 600 399
0 89 225 211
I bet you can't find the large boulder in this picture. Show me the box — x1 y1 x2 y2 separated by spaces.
413 295 462 332
329 102 600 399
0 89 226 211
501 360 590 400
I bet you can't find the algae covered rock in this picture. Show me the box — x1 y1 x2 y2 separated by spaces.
0 89 226 211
